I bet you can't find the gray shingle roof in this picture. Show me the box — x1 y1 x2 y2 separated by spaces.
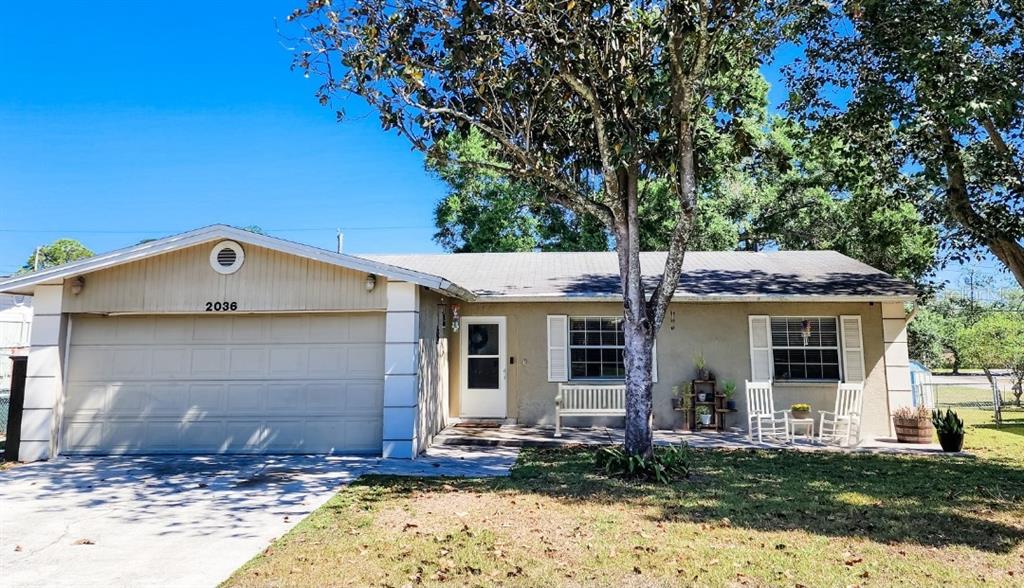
359 250 917 300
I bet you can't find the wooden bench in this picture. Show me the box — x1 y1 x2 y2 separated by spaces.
555 383 627 437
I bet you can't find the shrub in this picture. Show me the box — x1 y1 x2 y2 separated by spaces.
594 442 692 484
790 403 811 412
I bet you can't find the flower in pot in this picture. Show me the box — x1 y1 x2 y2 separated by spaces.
722 380 737 410
893 405 934 444
790 403 811 420
693 351 709 381
696 405 713 427
932 408 965 452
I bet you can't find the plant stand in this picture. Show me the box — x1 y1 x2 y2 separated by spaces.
689 379 732 432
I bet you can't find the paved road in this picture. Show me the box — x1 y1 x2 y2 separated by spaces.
0 446 518 588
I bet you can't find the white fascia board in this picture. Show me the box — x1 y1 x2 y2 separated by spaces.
470 293 916 303
0 224 476 300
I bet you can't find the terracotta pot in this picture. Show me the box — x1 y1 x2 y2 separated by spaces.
938 432 964 452
791 410 810 420
894 417 934 444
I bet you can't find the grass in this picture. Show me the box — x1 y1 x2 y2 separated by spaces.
223 409 1024 587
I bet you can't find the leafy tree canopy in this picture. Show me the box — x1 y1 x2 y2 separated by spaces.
19 239 93 274
788 0 1024 286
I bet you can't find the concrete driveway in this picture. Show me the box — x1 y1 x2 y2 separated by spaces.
0 447 518 587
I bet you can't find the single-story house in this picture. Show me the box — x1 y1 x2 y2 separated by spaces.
0 225 916 461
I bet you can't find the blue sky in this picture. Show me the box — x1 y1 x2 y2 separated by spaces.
0 1 1008 290
0 0 447 274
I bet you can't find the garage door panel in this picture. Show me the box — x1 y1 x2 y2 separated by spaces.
346 382 385 411
269 346 308 377
231 317 266 341
68 347 111 380
193 317 232 342
151 348 190 377
191 348 228 377
348 345 385 379
64 313 385 455
229 348 267 377
226 383 266 412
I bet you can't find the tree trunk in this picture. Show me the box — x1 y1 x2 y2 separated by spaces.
940 128 1024 288
614 167 657 458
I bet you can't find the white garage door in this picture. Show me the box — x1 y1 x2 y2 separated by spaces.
62 314 384 455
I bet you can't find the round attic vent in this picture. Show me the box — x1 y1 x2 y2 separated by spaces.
209 240 244 275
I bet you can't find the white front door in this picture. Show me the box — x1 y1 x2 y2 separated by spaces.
460 316 507 418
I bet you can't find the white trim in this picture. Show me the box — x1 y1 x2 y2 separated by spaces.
0 224 476 300
460 316 507 418
473 293 916 303
209 240 245 275
547 315 569 382
840 315 866 383
748 315 773 381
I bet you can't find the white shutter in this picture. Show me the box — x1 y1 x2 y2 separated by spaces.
651 340 659 383
840 315 865 383
748 315 773 381
547 315 569 382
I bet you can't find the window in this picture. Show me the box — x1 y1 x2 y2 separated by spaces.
770 317 841 381
569 317 625 379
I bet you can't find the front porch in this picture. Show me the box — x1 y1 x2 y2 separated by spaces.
434 424 958 455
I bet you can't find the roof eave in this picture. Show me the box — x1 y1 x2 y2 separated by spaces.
0 225 476 300
469 293 917 303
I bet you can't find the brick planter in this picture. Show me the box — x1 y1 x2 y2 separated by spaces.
894 417 934 444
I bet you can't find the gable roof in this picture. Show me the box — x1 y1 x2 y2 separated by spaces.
0 225 475 299
361 250 917 302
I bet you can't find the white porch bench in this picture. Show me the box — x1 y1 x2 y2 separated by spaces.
555 383 627 437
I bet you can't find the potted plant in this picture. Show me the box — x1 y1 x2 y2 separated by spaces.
892 405 933 444
694 351 709 381
696 405 713 427
790 403 811 420
932 408 965 452
670 384 685 410
722 380 737 410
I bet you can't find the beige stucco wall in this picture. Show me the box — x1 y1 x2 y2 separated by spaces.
449 301 892 437
61 242 387 314
417 288 449 449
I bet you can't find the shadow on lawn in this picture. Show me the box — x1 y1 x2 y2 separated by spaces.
366 446 1024 555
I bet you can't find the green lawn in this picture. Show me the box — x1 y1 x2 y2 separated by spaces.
224 409 1024 587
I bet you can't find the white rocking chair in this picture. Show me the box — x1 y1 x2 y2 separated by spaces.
818 382 864 446
745 380 789 443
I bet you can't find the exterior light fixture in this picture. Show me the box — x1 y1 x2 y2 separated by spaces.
70 276 85 295
365 273 377 292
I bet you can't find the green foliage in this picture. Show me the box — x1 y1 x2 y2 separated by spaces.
908 293 988 371
932 409 965 436
790 403 811 413
19 239 93 274
594 442 692 484
722 380 737 399
695 405 712 417
907 306 948 368
956 312 1024 402
789 0 1024 286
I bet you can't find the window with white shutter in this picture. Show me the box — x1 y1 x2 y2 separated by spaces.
840 315 866 383
748 315 773 381
547 315 569 382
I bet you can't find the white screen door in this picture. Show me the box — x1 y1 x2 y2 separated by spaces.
460 316 507 418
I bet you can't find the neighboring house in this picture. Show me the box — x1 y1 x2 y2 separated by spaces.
1 291 33 392
0 225 916 462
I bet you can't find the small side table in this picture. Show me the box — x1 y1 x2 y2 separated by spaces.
789 417 815 441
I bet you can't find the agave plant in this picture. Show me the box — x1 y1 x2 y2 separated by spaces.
932 408 965 436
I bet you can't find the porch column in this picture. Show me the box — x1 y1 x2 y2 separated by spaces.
382 280 420 458
882 303 913 436
20 284 66 462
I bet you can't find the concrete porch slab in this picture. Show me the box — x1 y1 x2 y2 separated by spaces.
434 425 964 456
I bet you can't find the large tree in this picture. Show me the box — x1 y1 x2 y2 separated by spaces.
18 239 93 274
290 0 796 456
788 0 1024 286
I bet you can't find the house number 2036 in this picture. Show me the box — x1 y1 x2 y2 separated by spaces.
205 301 238 312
